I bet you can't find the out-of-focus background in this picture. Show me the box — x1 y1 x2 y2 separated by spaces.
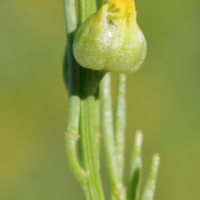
1 0 200 199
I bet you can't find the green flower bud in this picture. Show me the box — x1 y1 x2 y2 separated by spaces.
73 0 146 74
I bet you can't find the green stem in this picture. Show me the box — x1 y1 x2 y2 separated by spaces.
79 69 105 200
78 0 86 25
63 0 104 198
94 88 101 167
141 154 160 200
86 0 97 17
63 0 88 183
63 0 77 35
100 73 126 200
114 74 126 179
65 95 88 183
86 70 107 95
78 0 96 24
96 0 104 10
76 0 104 196
127 130 143 200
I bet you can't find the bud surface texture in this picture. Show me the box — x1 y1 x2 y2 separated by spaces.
73 0 146 74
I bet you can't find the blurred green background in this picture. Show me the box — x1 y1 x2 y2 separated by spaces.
1 0 200 199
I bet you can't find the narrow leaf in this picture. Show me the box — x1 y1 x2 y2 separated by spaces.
127 129 143 200
141 153 160 200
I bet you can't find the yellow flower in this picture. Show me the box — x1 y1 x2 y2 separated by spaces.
107 0 135 25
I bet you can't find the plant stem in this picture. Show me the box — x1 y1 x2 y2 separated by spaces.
79 69 105 200
127 130 143 200
94 88 101 167
96 0 104 10
63 0 104 199
76 0 105 198
63 0 88 183
100 73 126 200
86 70 107 95
114 74 126 179
78 0 96 24
141 154 160 200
